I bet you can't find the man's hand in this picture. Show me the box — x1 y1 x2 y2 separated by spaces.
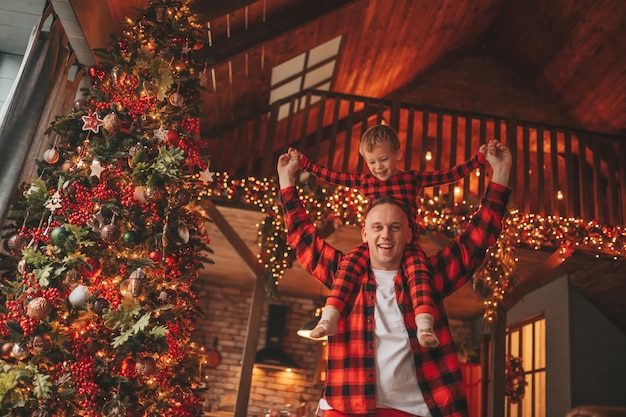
277 151 300 189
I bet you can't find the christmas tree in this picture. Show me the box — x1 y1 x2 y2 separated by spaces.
0 0 215 415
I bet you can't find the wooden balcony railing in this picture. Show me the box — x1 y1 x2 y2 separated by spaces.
206 89 625 226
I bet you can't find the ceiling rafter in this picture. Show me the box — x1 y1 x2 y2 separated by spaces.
195 0 358 69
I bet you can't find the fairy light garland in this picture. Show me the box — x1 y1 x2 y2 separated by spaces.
202 173 625 318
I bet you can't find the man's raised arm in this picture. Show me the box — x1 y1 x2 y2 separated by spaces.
427 141 513 296
277 152 340 289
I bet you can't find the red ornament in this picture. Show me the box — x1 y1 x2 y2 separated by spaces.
81 112 103 133
80 258 102 278
148 250 163 263
120 356 135 375
166 129 181 146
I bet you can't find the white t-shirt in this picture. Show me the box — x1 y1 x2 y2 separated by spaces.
319 269 431 417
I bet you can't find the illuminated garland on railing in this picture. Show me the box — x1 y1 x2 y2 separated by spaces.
200 172 625 317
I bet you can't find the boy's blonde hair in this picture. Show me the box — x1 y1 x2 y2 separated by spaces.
359 124 401 156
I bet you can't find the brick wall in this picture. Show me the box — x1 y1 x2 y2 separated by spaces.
194 283 474 417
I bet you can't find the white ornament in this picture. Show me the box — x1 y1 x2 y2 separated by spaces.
69 285 91 307
90 160 105 178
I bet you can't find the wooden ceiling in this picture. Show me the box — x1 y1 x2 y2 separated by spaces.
75 0 626 136
64 0 626 328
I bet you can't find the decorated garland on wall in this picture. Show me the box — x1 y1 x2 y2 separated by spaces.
203 172 626 318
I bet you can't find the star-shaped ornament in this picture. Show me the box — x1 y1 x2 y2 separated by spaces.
81 112 103 133
181 43 192 55
153 125 168 141
198 162 215 184
45 191 63 212
90 160 106 178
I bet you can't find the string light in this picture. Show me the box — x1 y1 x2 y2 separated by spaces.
205 173 625 318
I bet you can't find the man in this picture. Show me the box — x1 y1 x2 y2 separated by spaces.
277 141 512 417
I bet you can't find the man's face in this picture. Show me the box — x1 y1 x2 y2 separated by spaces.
361 202 411 270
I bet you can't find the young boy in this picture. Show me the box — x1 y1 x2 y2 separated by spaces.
291 124 489 347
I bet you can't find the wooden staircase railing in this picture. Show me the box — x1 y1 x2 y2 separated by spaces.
205 89 626 226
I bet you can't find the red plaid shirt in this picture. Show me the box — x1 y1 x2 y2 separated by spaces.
300 153 485 240
280 182 510 417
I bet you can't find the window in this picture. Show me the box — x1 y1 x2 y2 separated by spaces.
269 36 342 120
506 315 546 417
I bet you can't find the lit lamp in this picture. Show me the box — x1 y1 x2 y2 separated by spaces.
297 306 326 340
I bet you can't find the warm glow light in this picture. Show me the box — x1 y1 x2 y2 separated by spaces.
424 151 433 161
556 190 564 200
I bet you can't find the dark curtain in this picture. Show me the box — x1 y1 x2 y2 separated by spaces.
0 7 82 230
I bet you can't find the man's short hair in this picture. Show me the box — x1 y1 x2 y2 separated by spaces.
359 124 401 156
368 197 411 222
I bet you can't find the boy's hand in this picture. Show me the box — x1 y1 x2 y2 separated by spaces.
287 147 303 162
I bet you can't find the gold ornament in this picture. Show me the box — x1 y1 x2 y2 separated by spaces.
102 113 121 133
143 185 164 202
135 357 157 376
61 160 74 172
26 297 53 320
1 343 13 359
168 92 184 107
29 334 52 354
11 343 30 360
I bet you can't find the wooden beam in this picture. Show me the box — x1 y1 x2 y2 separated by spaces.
234 270 266 417
191 0 258 21
195 0 358 67
202 200 266 417
488 306 507 417
203 200 264 277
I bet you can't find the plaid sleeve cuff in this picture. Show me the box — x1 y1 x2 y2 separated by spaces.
279 186 299 212
482 182 511 214
300 155 311 170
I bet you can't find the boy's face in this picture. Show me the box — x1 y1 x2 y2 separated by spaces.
363 142 402 181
